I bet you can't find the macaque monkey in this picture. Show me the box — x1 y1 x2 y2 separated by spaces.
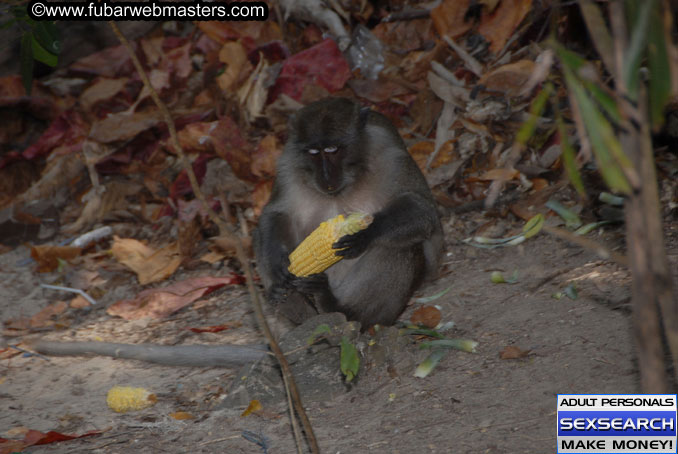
254 97 443 328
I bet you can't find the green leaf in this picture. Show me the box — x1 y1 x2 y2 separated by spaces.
31 35 58 67
516 84 553 145
599 192 625 206
647 1 671 130
32 21 61 55
574 221 613 235
466 234 521 245
307 324 332 345
414 286 451 304
623 0 654 100
583 81 623 126
522 213 545 239
563 283 578 300
552 41 588 72
20 32 34 95
401 327 445 339
490 270 519 284
578 0 615 74
552 41 622 126
414 349 449 378
340 336 359 382
419 339 478 353
545 200 582 229
563 67 632 194
556 114 586 197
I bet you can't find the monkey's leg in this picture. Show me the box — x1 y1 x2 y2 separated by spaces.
292 273 338 315
274 291 321 324
328 246 425 328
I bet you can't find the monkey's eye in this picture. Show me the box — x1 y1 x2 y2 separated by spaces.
323 146 338 154
308 148 320 155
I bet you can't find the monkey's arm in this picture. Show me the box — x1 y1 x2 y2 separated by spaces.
28 340 268 367
334 192 439 258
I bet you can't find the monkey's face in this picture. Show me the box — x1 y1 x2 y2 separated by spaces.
287 98 368 196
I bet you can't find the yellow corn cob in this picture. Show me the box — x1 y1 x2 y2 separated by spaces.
106 386 157 413
288 212 373 277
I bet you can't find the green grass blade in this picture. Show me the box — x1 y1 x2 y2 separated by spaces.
647 1 671 130
420 339 478 353
563 67 632 194
414 349 449 378
516 84 553 145
622 0 654 100
556 114 586 197
32 21 61 55
545 199 582 229
340 336 359 382
31 35 58 67
578 0 615 74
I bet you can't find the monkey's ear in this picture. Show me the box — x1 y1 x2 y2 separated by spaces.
358 106 371 129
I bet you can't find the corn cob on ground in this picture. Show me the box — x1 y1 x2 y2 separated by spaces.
288 212 373 277
106 386 157 413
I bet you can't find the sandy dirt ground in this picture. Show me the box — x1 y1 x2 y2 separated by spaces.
1 215 676 453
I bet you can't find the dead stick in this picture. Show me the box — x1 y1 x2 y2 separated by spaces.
107 21 319 454
542 225 628 267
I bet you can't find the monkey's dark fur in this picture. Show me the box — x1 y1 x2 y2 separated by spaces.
254 97 443 328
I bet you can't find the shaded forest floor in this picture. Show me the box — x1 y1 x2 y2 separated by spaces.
3 215 676 453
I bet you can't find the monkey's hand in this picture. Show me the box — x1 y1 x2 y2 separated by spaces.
333 228 373 259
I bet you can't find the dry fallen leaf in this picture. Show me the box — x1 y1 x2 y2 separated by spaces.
110 236 182 285
199 251 226 264
30 245 82 273
252 180 273 217
431 0 473 41
29 301 68 328
499 345 531 359
79 77 130 113
217 41 252 92
169 411 195 420
477 168 520 182
478 60 536 96
69 295 92 309
410 305 442 329
107 275 243 320
251 134 282 178
238 56 271 120
211 233 252 257
269 38 352 102
478 0 533 54
0 345 24 360
241 400 262 417
188 322 241 333
89 110 163 143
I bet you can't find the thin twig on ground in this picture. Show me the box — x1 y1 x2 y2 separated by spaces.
107 21 319 454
